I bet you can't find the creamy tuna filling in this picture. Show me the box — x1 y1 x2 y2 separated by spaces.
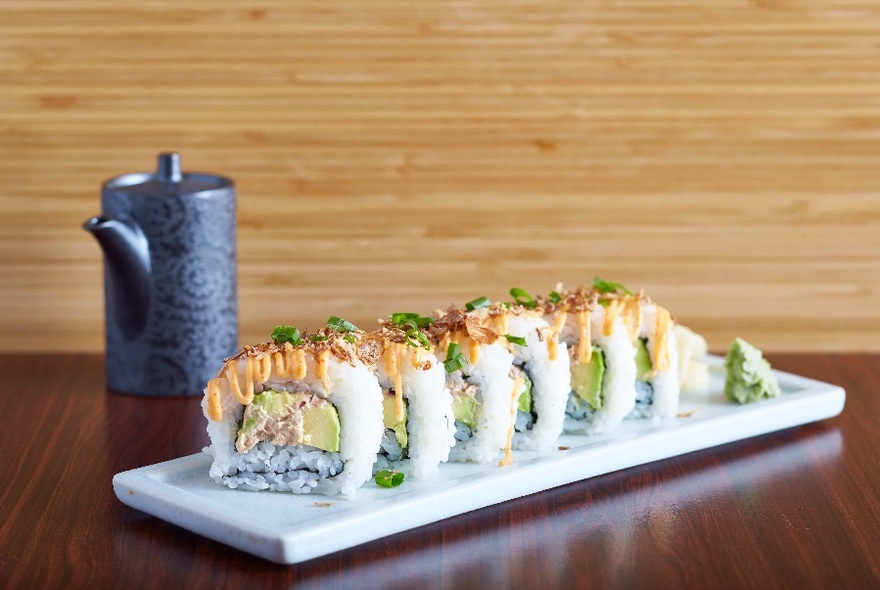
236 389 341 454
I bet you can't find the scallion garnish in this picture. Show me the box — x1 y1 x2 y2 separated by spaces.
390 312 420 324
271 325 302 345
390 312 434 329
413 316 434 328
548 290 562 304
310 334 328 342
375 469 405 488
443 342 467 373
343 333 356 343
465 296 491 311
503 334 527 346
509 287 537 309
327 316 358 333
593 277 632 296
405 327 431 350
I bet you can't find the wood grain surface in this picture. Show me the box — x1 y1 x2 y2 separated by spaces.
0 353 877 587
1 2 879 352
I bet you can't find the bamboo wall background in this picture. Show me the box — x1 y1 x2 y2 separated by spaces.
1 1 879 352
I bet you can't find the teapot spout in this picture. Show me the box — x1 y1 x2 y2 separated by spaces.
83 216 152 339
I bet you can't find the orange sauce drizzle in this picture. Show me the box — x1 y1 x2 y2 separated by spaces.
225 360 254 406
294 349 307 380
494 313 509 338
274 351 289 378
468 339 481 365
382 343 406 422
206 378 223 421
652 307 672 372
499 376 525 467
547 311 568 361
411 345 427 369
577 310 592 364
255 354 272 383
315 349 331 392
603 300 619 337
623 296 642 342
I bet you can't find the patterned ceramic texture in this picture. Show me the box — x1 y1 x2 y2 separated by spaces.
101 184 238 396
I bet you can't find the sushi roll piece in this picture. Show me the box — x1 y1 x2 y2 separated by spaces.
426 308 518 465
538 286 637 436
477 297 571 451
593 283 680 420
201 322 383 496
371 321 456 479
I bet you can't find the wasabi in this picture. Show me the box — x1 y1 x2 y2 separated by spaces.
724 338 780 404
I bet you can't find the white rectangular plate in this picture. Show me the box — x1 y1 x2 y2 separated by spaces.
113 356 845 564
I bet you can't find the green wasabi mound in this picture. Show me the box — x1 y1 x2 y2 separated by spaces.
724 337 781 404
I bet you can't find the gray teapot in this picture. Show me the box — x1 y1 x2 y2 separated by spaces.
84 153 239 396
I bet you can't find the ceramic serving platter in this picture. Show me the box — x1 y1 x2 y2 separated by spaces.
113 356 845 564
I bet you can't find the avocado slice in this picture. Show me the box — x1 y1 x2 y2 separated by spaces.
237 389 340 453
382 393 408 449
301 403 341 453
571 347 605 411
452 394 478 430
517 372 533 413
635 338 653 382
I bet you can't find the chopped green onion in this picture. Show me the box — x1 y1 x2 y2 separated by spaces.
390 312 434 329
509 287 537 309
271 325 302 345
597 299 610 307
503 334 527 346
310 334 328 342
375 469 405 488
343 333 356 343
390 312 420 324
548 290 562 304
443 342 467 373
327 316 358 333
465 296 491 311
405 327 431 350
413 316 434 328
593 277 633 296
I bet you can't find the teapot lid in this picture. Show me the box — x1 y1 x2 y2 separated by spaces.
102 153 233 197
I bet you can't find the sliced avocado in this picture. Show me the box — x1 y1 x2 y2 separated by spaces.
517 372 533 413
301 403 341 452
571 347 605 411
452 394 478 430
251 388 293 417
635 338 653 382
382 393 408 449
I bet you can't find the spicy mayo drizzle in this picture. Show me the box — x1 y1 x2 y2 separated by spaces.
499 376 525 467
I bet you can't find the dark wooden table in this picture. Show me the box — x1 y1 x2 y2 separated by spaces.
1 354 877 588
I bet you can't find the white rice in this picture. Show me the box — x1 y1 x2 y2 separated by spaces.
627 302 681 420
201 352 383 497
445 341 515 464
562 304 637 435
375 347 456 479
507 313 571 451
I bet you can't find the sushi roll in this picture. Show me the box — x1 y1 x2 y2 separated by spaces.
539 286 637 436
594 285 680 420
201 322 383 496
505 309 571 451
426 308 518 465
371 321 456 479
472 296 571 451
